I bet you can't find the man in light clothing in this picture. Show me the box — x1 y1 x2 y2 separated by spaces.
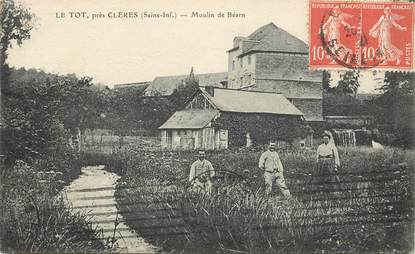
316 132 341 192
189 151 215 194
259 143 291 197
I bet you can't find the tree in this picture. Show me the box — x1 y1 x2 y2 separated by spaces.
372 71 415 147
0 0 36 67
379 71 415 95
0 67 105 164
322 70 333 93
336 70 360 95
169 67 199 110
105 67 200 134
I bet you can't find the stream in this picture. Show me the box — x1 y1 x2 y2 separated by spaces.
63 166 157 253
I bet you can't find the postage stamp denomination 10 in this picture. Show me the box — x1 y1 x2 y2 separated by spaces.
309 1 414 70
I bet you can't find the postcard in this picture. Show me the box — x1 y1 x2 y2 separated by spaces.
1 0 414 253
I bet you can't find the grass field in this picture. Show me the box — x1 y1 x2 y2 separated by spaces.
113 146 414 254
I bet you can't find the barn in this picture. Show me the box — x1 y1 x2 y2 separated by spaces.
159 87 307 150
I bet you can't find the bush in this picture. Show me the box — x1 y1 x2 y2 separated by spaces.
79 152 125 175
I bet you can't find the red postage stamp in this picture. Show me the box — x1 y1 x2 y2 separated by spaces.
309 1 414 70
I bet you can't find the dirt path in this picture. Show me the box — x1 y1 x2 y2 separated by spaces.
63 166 157 253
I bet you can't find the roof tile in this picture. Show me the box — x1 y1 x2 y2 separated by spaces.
206 88 304 116
159 110 219 129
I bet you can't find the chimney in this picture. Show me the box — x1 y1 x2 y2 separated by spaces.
233 36 245 48
205 86 214 97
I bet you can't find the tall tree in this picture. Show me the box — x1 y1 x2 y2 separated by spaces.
0 0 36 67
169 67 199 110
372 71 415 147
1 67 104 163
336 70 360 95
322 70 333 93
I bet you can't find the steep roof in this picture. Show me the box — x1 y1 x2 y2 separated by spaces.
247 23 278 41
245 24 308 55
230 23 308 55
159 110 219 129
205 88 304 116
144 72 227 96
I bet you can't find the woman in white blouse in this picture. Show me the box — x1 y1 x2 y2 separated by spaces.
316 132 341 192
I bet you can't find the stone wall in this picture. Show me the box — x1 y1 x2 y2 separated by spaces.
291 98 323 122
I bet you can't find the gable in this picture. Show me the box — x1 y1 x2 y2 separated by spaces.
241 23 308 56
185 92 216 110
247 29 308 54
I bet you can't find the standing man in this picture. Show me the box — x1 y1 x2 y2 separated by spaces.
259 143 291 198
316 132 341 192
189 150 215 194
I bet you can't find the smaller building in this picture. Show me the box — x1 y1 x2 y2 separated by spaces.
159 87 306 150
144 72 228 96
113 81 150 93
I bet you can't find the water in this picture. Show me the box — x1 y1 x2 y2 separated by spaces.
62 166 157 253
332 129 356 147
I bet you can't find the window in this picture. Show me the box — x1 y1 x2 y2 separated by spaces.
240 58 243 67
232 60 235 70
240 77 243 87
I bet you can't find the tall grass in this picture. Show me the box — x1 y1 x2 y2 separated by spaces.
0 160 107 253
114 146 414 253
1 196 105 253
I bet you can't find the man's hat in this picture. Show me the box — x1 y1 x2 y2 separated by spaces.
198 151 205 155
269 142 276 147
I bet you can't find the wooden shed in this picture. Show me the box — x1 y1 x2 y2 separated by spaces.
159 87 305 150
159 110 228 150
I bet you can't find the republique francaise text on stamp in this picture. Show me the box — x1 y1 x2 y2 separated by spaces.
309 1 414 70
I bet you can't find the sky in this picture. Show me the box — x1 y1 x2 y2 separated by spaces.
8 0 388 92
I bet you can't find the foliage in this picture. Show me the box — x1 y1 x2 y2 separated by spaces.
372 71 415 148
0 67 107 164
106 67 200 134
79 152 124 174
336 70 360 95
323 93 374 116
322 70 333 93
169 67 199 111
113 146 414 254
60 78 110 132
213 113 313 146
0 65 110 252
0 0 36 68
